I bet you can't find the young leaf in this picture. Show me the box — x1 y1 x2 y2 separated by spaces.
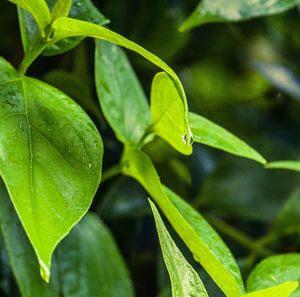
8 0 50 33
57 213 134 297
149 200 208 297
95 40 151 145
247 254 300 297
49 17 193 152
180 0 300 31
0 57 103 282
243 282 298 297
0 180 60 297
266 160 300 172
151 72 193 155
51 0 72 20
123 148 245 297
189 112 266 164
18 0 109 55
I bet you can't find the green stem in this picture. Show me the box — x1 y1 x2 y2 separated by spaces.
101 164 123 183
206 215 273 257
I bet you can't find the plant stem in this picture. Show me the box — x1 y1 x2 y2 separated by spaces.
206 215 273 257
101 164 123 183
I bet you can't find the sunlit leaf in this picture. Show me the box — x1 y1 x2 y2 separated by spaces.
190 112 266 164
0 57 103 281
243 282 298 297
95 40 151 145
123 148 245 297
266 160 300 172
51 0 72 20
57 213 134 297
247 254 300 297
180 0 300 31
150 200 208 297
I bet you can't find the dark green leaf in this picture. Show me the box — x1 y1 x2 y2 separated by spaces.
57 213 134 297
150 200 208 297
180 0 300 31
95 40 151 145
247 254 300 297
0 57 103 281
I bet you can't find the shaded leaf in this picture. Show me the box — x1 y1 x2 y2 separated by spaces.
150 200 208 297
180 0 300 31
189 112 266 164
0 57 103 281
57 213 134 297
95 40 150 145
247 254 300 297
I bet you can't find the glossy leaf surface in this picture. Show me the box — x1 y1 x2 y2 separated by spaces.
9 0 50 32
150 200 208 297
51 0 72 20
0 181 60 297
180 0 300 31
123 148 245 297
247 254 300 297
18 0 109 55
57 213 134 297
95 40 150 145
151 72 192 155
189 112 266 164
0 57 103 281
49 17 193 152
243 282 298 297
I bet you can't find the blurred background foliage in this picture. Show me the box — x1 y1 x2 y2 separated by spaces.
0 0 300 296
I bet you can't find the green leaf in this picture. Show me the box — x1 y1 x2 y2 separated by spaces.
180 0 300 31
247 254 300 296
18 0 109 55
95 40 151 145
123 148 245 297
151 72 192 155
243 282 298 297
50 0 72 20
57 213 134 297
150 200 208 297
0 180 60 297
49 17 193 152
189 112 266 164
266 160 300 172
9 0 50 33
0 57 103 282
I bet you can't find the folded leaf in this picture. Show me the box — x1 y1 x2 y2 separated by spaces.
150 200 208 297
247 254 300 297
151 73 192 155
123 148 245 297
0 57 103 282
0 180 60 297
49 17 193 153
9 0 50 33
243 282 298 297
57 213 134 297
180 0 300 31
189 112 266 164
95 40 151 145
266 161 300 172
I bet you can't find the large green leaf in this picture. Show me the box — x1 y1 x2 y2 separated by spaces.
0 57 103 281
95 40 151 145
247 254 300 297
18 0 109 55
0 180 60 297
189 112 266 164
50 0 72 20
48 17 193 153
151 72 192 155
243 282 298 297
57 213 134 297
180 0 300 31
123 148 245 297
266 160 300 172
150 200 208 297
9 0 50 33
